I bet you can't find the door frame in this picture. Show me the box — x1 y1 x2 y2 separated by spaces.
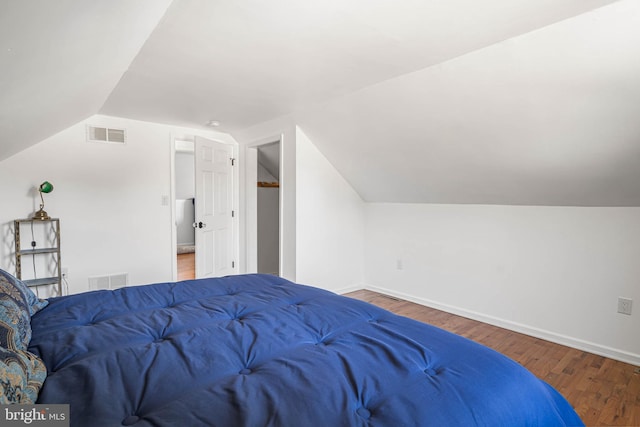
244 135 283 275
170 133 239 282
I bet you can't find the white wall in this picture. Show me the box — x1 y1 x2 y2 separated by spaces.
175 199 195 246
175 150 195 246
365 203 640 364
295 128 365 293
0 114 236 295
174 151 195 199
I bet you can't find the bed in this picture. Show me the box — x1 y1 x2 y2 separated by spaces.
2 271 583 426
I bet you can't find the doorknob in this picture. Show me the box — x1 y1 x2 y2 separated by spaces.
192 222 207 229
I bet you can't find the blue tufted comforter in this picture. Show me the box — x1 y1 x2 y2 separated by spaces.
29 274 583 426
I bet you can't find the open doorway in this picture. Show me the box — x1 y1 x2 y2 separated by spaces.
256 142 280 275
174 140 196 280
173 137 236 281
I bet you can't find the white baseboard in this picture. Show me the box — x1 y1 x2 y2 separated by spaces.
362 283 640 367
334 283 367 295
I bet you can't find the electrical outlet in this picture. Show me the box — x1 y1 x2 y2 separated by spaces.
617 297 632 315
396 259 403 270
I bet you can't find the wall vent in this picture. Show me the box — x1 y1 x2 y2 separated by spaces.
88 273 129 290
87 125 126 144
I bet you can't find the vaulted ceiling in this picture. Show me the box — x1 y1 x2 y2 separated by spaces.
3 0 639 205
0 0 173 160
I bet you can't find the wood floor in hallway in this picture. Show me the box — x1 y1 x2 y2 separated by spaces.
177 252 195 281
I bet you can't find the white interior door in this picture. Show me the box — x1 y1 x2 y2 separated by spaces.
194 136 234 278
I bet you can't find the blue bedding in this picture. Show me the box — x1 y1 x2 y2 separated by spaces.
29 274 583 426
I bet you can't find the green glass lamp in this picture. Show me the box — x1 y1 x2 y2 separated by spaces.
33 181 54 220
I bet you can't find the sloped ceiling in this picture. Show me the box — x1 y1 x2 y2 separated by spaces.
257 143 280 182
0 0 172 160
4 0 640 206
297 0 640 205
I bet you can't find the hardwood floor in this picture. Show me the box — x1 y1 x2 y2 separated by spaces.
177 253 195 281
345 289 640 427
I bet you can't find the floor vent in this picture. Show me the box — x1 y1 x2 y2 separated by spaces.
88 273 129 290
87 125 126 144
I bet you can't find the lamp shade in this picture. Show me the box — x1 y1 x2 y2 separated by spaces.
39 181 54 194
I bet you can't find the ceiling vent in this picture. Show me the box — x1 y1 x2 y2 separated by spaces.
87 125 126 144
